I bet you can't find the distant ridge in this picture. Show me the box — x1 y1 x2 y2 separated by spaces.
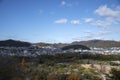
0 39 31 47
0 39 120 48
34 39 120 48
72 39 120 48
34 42 68 48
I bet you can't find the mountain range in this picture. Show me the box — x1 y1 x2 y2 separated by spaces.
0 39 120 48
71 40 120 48
0 39 31 47
35 39 120 48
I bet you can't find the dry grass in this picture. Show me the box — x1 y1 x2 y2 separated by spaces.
81 64 119 74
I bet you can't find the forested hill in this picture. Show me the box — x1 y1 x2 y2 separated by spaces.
72 40 120 48
0 39 31 47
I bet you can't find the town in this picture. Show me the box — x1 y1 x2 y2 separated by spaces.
0 45 120 57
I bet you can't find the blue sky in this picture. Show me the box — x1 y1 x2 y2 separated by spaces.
0 0 120 43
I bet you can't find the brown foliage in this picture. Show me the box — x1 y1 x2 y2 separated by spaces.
21 58 26 69
67 73 79 80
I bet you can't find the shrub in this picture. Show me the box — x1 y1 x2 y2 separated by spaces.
109 68 120 80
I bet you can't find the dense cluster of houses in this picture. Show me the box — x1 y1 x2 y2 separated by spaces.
0 46 62 56
89 47 120 54
0 46 120 56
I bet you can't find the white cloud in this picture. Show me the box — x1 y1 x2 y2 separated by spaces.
72 30 114 41
79 36 103 40
73 29 118 41
99 30 111 35
83 30 93 34
84 5 120 28
54 18 68 24
92 20 112 28
95 5 120 18
93 37 103 40
72 35 103 41
61 1 66 6
95 5 120 24
98 29 120 36
84 18 94 23
71 20 80 25
83 30 111 37
85 5 120 28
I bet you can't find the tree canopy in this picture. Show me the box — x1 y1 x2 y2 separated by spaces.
61 45 90 50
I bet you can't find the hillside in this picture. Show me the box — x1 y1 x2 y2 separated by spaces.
34 42 68 48
35 39 120 48
61 44 90 50
0 39 31 47
72 39 120 48
0 39 120 48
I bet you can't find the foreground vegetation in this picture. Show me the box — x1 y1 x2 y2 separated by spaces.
0 53 120 80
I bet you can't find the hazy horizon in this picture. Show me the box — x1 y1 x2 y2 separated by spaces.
1 0 120 43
